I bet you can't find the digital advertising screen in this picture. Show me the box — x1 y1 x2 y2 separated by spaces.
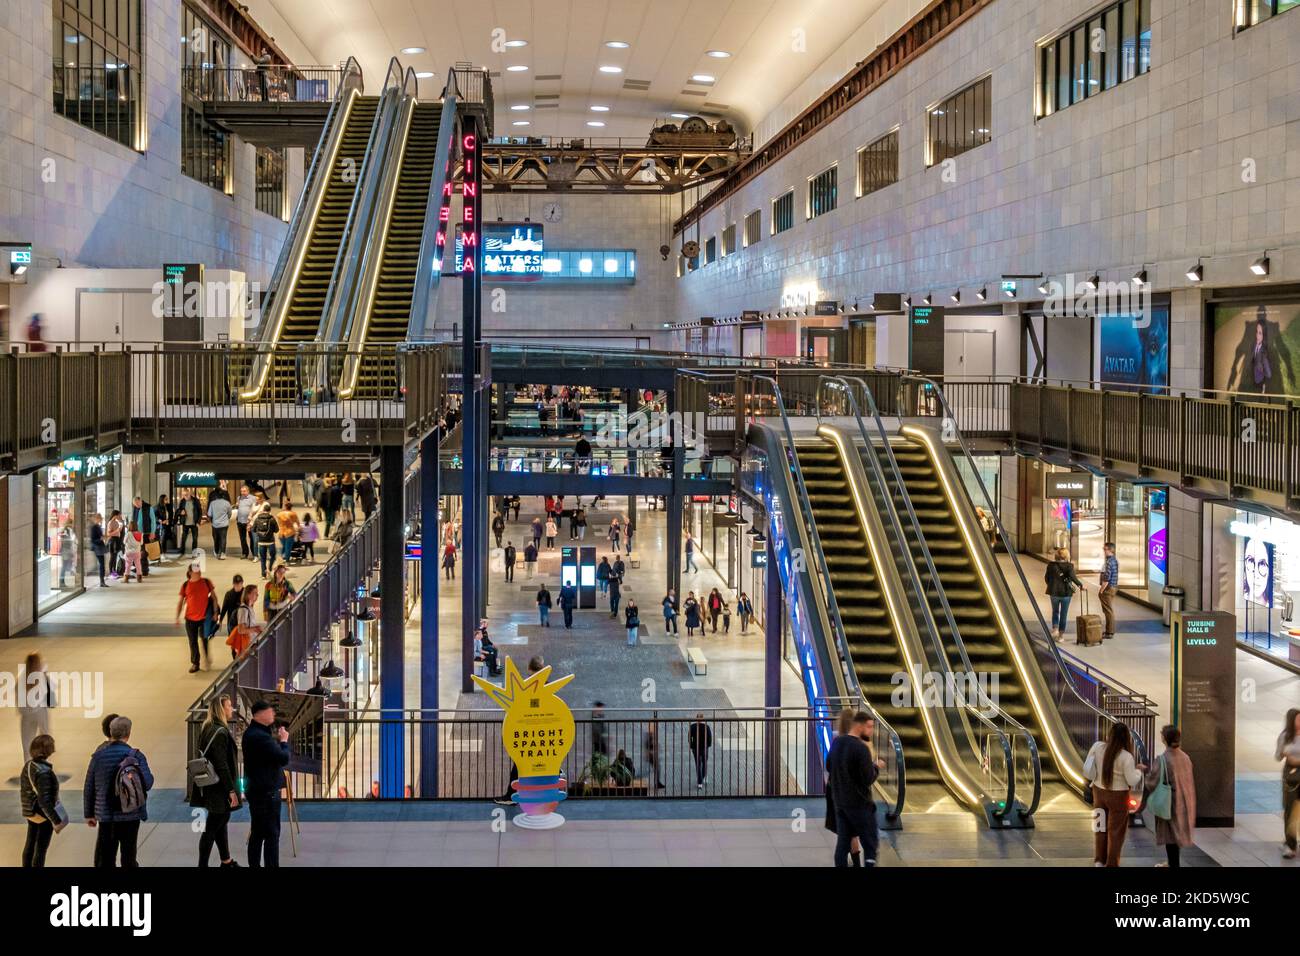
1097 306 1169 392
455 222 544 279
1212 302 1300 396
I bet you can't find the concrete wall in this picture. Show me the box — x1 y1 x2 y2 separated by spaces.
0 0 304 292
7 476 35 637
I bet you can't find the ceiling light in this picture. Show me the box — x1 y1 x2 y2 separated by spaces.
587 120 605 127
705 50 731 58
1251 254 1270 277
414 71 434 79
976 287 987 301
506 64 529 72
922 294 932 306
950 290 961 303
1186 261 1203 282
605 40 630 48
1132 268 1147 286
401 46 425 55
599 65 623 74
590 105 610 111
504 39 528 48
1037 279 1050 295
670 113 690 119
1083 273 1100 291
510 104 530 111
512 120 530 126
691 73 716 83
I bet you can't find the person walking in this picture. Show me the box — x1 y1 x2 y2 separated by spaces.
319 477 341 537
1083 721 1146 867
331 509 355 551
1145 724 1196 868
624 599 640 646
575 507 587 541
18 653 53 769
191 695 240 867
356 473 377 520
242 700 290 868
263 564 296 622
536 583 552 627
608 517 621 552
442 541 456 580
1044 547 1085 641
20 734 63 867
663 590 679 634
596 556 611 595
611 554 625 588
83 716 153 868
1099 542 1119 640
176 563 218 673
235 484 257 559
737 592 754 634
504 541 516 582
218 574 245 636
608 572 622 618
299 513 320 563
492 513 506 549
558 581 577 629
176 490 201 556
530 515 544 551
643 723 665 791
544 516 558 550
688 713 713 790
89 513 108 587
227 585 261 659
153 495 174 556
523 540 538 579
207 491 232 560
684 592 701 637
684 532 698 574
827 710 885 867
1277 708 1300 858
105 509 125 578
275 503 300 564
707 589 724 634
251 503 279 578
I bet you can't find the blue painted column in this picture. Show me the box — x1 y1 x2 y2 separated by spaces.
460 113 483 693
379 442 406 798
763 532 781 795
418 430 440 797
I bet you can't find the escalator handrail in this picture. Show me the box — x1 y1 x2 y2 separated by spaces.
406 71 460 344
822 375 1041 818
748 376 907 820
897 373 1151 769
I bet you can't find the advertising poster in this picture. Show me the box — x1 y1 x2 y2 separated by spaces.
1212 302 1300 395
1097 307 1169 391
1241 536 1274 608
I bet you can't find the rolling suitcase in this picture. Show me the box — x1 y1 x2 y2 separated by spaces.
1075 590 1103 646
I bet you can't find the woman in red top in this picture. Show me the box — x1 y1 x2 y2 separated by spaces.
175 564 217 673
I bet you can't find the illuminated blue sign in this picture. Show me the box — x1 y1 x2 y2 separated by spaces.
455 223 544 279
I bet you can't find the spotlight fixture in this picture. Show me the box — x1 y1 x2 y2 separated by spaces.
414 71 434 79
670 112 690 119
1186 260 1203 282
1037 279 1050 295
950 290 960 303
1251 253 1270 277
1001 282 1017 298
1085 274 1100 291
922 294 932 306
1132 267 1148 286
975 287 987 301
901 295 911 309
589 105 610 111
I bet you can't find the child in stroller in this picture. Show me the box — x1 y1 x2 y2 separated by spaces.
291 512 320 564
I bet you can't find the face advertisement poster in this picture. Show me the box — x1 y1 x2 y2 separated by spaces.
1241 535 1274 608
1212 302 1300 395
1097 307 1169 391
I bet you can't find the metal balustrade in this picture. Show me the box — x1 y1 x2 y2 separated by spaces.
182 63 362 104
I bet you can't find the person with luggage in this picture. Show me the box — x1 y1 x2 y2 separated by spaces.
1145 724 1196 868
1083 722 1145 867
1099 542 1119 640
129 495 157 577
737 592 754 634
1044 547 1085 641
263 564 296 622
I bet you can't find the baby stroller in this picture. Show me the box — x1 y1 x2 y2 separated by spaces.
287 538 311 565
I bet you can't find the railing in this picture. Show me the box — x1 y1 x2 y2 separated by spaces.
181 62 362 103
448 66 493 137
0 349 127 471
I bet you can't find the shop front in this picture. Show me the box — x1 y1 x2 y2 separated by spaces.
1204 504 1300 665
1018 457 1167 605
36 460 83 612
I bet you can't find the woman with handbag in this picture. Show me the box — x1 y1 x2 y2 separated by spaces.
1145 724 1196 867
189 695 241 867
1083 721 1146 867
226 585 261 659
1277 708 1300 859
20 734 65 867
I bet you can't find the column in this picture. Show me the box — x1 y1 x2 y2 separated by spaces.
763 533 782 795
419 430 440 797
379 442 406 798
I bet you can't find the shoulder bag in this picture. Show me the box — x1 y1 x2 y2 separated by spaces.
1147 754 1173 820
187 726 226 788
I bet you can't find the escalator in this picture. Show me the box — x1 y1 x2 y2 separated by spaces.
349 101 441 399
795 440 944 797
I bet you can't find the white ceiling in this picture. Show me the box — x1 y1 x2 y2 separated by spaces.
247 0 891 140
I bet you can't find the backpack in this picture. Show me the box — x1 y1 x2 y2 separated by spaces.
114 751 147 815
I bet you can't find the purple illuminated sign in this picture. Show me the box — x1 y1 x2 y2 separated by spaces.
1148 527 1167 575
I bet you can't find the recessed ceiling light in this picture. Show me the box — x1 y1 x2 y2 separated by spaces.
605 40 630 48
510 104 530 111
401 46 425 55
512 120 530 126
670 113 690 119
590 105 610 112
705 50 731 58
599 65 623 74
506 64 529 72
587 120 606 127
504 39 528 48
414 71 434 78
690 74 715 83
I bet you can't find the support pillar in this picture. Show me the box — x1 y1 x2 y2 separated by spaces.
763 533 781 795
460 112 483 693
418 430 440 798
379 442 406 798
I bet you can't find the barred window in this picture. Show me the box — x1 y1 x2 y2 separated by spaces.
772 191 794 235
856 130 899 198
1038 0 1150 119
52 0 143 149
182 104 230 192
703 236 717 265
180 5 232 191
743 209 761 247
721 224 735 257
927 76 991 167
256 146 286 219
807 165 837 219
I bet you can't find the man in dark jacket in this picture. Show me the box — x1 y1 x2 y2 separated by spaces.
243 700 290 867
356 474 377 520
688 714 713 789
503 541 516 582
558 582 578 629
251 504 279 579
176 489 202 555
319 478 342 536
129 495 156 576
826 710 884 867
83 715 153 867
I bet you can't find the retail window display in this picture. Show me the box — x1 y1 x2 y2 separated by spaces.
37 461 82 611
1205 505 1300 664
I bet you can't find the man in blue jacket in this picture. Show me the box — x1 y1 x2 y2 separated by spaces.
243 700 290 867
83 715 154 867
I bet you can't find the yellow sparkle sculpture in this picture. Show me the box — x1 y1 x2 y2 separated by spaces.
472 656 576 829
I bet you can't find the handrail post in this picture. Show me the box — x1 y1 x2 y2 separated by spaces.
1135 392 1144 476
152 345 162 444
1037 382 1044 450
1227 396 1237 495
1099 391 1107 466
1064 384 1072 460
1178 395 1188 485
1287 402 1296 508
